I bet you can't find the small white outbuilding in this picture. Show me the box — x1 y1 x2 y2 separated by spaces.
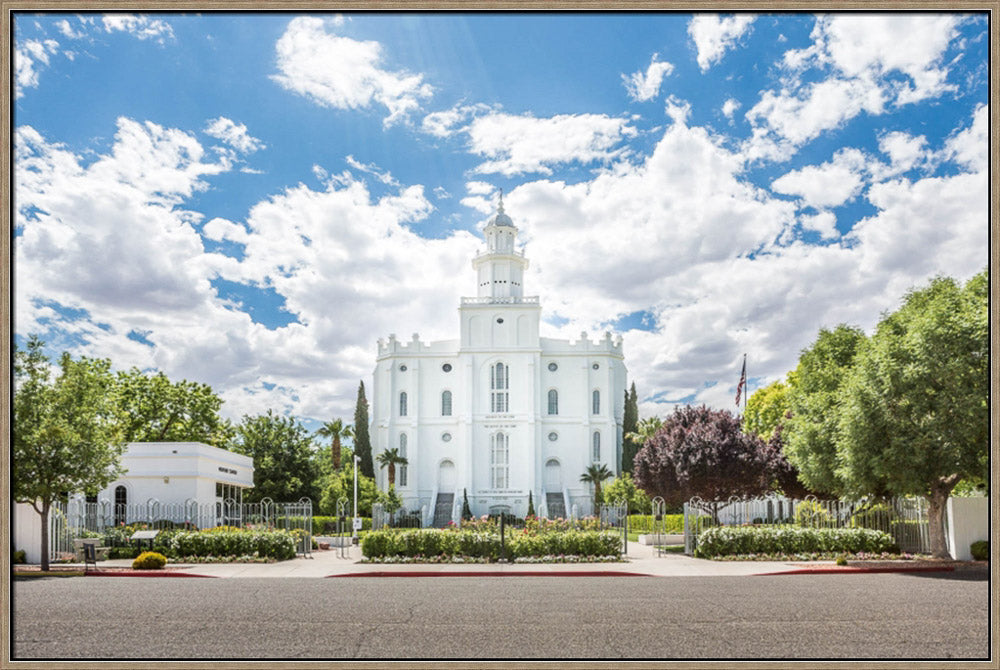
91 441 255 510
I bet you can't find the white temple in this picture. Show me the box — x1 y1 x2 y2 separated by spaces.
371 197 627 525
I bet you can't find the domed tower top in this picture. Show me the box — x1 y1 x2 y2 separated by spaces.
472 190 528 299
486 191 515 229
483 191 519 255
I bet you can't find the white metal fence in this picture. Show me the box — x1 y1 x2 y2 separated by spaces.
48 497 313 561
683 495 933 555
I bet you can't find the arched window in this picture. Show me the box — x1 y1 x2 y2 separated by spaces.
547 389 558 415
442 390 452 416
592 389 600 415
490 432 509 489
399 391 408 417
490 362 509 413
398 433 408 487
114 485 127 526
592 432 601 462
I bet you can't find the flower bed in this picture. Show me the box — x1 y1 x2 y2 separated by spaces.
101 524 298 561
361 527 622 562
694 525 895 558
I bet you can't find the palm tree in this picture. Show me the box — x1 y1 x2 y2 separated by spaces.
626 416 663 451
317 419 353 471
580 463 614 514
376 447 408 489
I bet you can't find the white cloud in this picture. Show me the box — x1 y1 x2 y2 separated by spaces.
622 54 675 101
465 181 494 196
941 103 987 173
102 14 175 43
204 117 265 154
466 112 638 176
14 118 491 421
15 39 59 98
345 155 397 185
744 14 965 162
271 16 433 127
57 19 86 39
721 98 741 121
770 148 868 210
688 14 756 71
799 210 838 240
421 103 494 138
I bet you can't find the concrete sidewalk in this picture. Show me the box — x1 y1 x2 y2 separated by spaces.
77 541 817 578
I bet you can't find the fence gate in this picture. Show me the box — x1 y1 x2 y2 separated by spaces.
599 499 628 555
650 496 666 557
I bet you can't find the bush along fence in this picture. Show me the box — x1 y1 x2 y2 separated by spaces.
98 524 300 562
361 514 624 563
683 495 932 557
48 498 313 562
693 526 896 558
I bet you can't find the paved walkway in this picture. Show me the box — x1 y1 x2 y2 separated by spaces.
76 541 820 578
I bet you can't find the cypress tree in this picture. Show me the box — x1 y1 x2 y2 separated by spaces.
353 381 374 478
527 490 535 517
461 488 472 520
622 382 640 473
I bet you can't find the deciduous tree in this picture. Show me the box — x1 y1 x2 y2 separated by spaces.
231 410 319 503
633 405 777 520
835 272 988 558
112 368 233 447
783 325 867 496
743 380 789 441
13 337 125 571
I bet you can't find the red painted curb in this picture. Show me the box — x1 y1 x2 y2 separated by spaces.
83 570 217 578
754 566 956 576
327 570 652 578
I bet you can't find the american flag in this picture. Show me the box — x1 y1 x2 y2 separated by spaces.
735 354 747 407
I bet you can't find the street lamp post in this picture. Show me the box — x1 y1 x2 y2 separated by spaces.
352 454 361 544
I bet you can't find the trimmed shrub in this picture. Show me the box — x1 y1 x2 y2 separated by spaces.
12 549 26 564
132 551 167 570
627 514 684 534
361 528 621 560
169 529 297 560
694 525 894 558
970 540 988 561
312 516 372 536
794 500 830 527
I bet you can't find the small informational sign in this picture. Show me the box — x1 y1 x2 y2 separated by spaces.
353 518 363 531
130 530 160 540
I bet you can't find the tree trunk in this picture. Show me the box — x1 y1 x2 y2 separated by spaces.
387 467 395 489
332 437 341 470
40 503 50 573
926 490 952 559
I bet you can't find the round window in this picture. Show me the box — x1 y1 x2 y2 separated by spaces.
592 363 599 370
399 364 407 371
442 363 452 372
496 317 504 324
548 362 558 372
442 433 452 443
548 432 558 441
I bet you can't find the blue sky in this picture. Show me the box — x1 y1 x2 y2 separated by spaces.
13 11 989 426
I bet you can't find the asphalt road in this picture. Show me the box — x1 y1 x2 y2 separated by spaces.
12 572 989 660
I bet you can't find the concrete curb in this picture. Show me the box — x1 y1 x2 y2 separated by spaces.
754 565 956 576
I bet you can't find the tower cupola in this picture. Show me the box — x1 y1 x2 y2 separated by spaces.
473 193 529 299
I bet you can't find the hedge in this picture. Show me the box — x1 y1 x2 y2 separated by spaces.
694 525 895 558
627 514 684 534
312 516 372 536
362 528 621 560
170 529 297 560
